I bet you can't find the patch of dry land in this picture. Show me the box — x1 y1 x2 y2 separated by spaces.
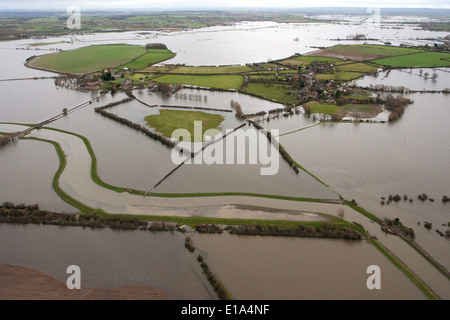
0 264 168 300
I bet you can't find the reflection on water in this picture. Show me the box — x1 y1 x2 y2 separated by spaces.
193 233 425 300
357 68 450 91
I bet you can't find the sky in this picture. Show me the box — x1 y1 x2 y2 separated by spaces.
0 0 449 10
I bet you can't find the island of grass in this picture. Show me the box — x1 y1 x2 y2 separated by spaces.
26 44 175 75
145 110 225 142
305 44 424 61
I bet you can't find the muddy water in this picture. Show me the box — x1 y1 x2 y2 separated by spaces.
136 88 284 115
1 21 445 71
193 233 425 300
153 126 338 200
0 224 214 299
0 139 75 213
357 68 450 91
279 93 450 269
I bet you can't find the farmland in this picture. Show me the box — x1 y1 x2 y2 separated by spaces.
145 110 225 142
371 52 450 68
153 74 244 90
26 44 148 75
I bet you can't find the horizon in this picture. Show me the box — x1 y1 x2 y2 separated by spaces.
0 0 450 11
1 7 450 12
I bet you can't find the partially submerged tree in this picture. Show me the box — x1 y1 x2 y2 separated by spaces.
146 43 168 50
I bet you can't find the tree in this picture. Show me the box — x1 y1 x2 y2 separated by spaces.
146 43 168 49
157 83 172 96
235 103 245 119
101 70 112 81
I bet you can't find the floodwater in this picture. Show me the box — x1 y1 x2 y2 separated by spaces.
279 93 450 269
357 68 450 91
153 126 338 200
0 19 449 298
0 224 214 299
193 233 426 300
0 139 74 213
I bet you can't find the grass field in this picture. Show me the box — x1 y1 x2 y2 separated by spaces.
145 110 224 142
154 74 244 90
280 56 341 67
316 72 364 81
335 62 379 73
167 65 254 74
308 44 424 60
118 49 175 69
27 44 147 74
303 101 338 115
341 104 381 116
241 83 297 104
294 56 341 64
371 52 450 68
345 94 372 101
249 74 278 81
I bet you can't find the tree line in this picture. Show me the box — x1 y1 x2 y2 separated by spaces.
94 104 175 148
194 222 362 240
0 133 18 149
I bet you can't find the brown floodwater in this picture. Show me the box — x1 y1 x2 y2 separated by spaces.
192 232 426 300
0 224 215 299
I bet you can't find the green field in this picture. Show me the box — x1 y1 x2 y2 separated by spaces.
118 49 175 69
27 44 147 74
280 56 341 67
345 94 372 101
241 83 297 104
371 52 450 68
341 104 381 115
167 65 254 74
316 72 364 81
145 110 225 142
154 74 244 90
294 56 341 63
303 102 338 115
249 74 278 81
335 62 379 73
311 44 424 61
